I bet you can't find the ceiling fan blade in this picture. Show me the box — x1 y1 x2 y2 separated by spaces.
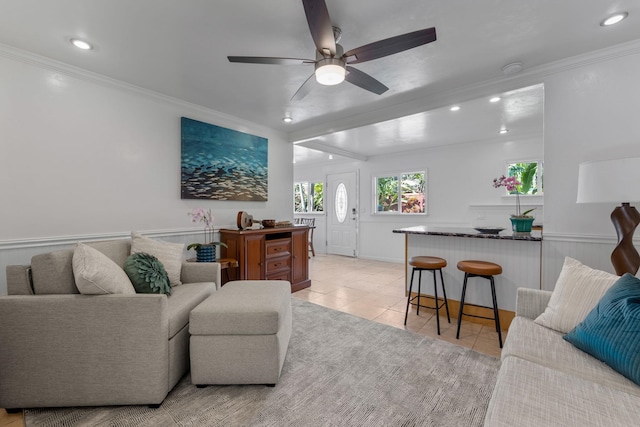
343 27 436 64
228 56 314 65
345 66 389 95
290 73 317 102
302 0 336 56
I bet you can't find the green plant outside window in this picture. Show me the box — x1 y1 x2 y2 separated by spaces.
294 181 324 213
507 162 543 195
375 171 426 214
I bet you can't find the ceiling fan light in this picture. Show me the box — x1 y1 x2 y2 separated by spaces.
315 60 346 86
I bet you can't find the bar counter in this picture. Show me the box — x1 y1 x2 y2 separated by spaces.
394 225 542 241
393 226 543 320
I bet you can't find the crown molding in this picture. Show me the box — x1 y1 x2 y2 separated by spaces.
0 43 287 141
288 39 640 143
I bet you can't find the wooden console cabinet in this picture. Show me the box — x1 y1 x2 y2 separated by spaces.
219 225 311 292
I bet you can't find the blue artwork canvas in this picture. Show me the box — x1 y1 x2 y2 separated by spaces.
181 117 268 201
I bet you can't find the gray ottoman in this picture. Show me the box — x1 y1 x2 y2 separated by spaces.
189 280 292 386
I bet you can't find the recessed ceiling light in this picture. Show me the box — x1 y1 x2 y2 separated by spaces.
450 106 460 112
70 38 93 50
601 12 628 26
490 96 501 103
282 116 293 123
328 154 334 160
499 128 509 134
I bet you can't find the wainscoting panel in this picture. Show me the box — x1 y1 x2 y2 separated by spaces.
541 234 618 291
404 234 542 312
0 228 231 295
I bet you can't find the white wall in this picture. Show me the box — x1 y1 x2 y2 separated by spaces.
4 41 640 294
0 50 293 294
540 44 640 285
543 49 640 237
296 41 640 288
295 135 543 263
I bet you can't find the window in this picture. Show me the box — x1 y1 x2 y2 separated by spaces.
507 161 543 195
335 183 347 223
294 181 324 213
375 171 426 214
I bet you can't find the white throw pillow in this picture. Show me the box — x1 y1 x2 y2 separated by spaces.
534 257 619 333
73 243 136 295
130 232 184 286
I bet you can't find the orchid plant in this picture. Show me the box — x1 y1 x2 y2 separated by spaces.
188 207 214 228
492 175 535 218
187 208 227 251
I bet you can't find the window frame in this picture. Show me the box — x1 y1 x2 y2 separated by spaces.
373 170 427 215
294 180 324 213
505 160 544 196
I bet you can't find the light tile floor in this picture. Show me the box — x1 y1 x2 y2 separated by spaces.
0 410 21 426
294 254 508 358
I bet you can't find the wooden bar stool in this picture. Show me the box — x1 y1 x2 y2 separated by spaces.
456 260 503 348
298 218 316 257
404 256 450 335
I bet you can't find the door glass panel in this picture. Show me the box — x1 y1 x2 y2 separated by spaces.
335 182 348 223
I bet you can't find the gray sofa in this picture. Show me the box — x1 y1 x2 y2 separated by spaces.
485 288 640 426
0 239 220 410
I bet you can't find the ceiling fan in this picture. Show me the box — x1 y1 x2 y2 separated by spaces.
227 0 437 101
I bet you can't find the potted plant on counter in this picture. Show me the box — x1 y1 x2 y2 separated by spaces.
492 175 536 232
187 208 228 262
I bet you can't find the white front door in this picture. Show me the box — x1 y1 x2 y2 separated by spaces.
327 171 357 257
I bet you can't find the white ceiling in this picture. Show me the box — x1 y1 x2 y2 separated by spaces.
294 83 544 163
1 1 639 162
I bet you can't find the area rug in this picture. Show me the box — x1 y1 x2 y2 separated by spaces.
25 299 500 426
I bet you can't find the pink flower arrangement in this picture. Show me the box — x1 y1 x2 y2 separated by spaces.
493 175 534 217
188 208 213 228
492 175 521 193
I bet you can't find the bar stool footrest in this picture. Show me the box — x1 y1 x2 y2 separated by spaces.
409 295 448 312
458 301 499 321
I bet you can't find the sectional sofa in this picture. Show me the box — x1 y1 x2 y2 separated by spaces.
0 236 221 410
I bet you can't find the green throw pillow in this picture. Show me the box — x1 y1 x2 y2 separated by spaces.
563 273 640 385
123 252 171 295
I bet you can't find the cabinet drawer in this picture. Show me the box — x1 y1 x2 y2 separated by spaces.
266 270 292 282
266 238 291 258
266 256 291 273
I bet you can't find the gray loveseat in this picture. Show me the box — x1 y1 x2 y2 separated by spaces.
485 288 640 426
0 239 220 410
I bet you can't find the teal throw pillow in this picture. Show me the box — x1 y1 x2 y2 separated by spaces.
563 273 640 385
123 252 171 295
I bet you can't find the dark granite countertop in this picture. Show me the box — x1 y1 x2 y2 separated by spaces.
392 225 542 241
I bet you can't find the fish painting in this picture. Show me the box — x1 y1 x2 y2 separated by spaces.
181 117 268 201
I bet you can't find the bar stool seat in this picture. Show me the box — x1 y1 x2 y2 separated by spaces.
456 260 502 276
404 256 450 334
411 256 447 270
456 260 503 348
